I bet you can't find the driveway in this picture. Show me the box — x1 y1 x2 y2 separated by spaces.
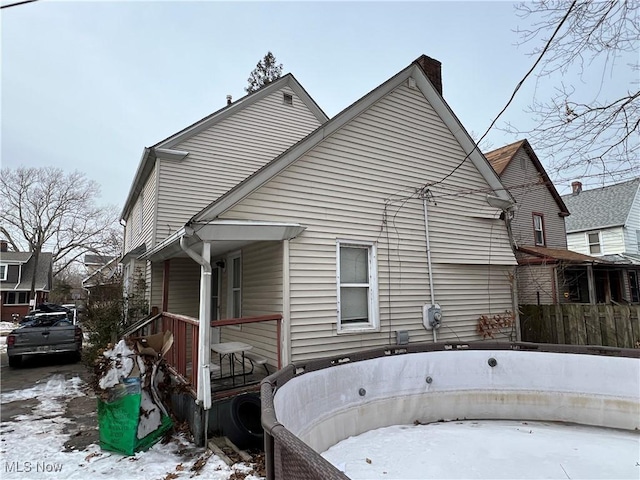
0 352 99 451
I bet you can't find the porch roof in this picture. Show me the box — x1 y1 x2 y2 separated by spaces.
517 245 610 265
139 219 306 262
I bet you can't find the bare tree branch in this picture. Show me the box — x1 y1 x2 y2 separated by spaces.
0 167 122 281
505 0 640 185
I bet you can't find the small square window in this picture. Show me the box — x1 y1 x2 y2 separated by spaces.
283 93 293 105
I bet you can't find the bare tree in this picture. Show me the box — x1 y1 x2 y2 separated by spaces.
0 167 121 299
506 1 639 185
245 51 283 93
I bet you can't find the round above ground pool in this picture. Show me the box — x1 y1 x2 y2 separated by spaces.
261 342 640 480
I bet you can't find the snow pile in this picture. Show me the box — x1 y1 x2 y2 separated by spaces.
1 374 264 479
98 339 135 389
0 321 18 335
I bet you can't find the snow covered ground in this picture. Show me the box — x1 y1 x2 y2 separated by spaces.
0 374 263 480
322 420 640 479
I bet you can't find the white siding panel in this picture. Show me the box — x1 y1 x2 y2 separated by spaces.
221 83 517 362
624 189 640 253
601 227 626 255
155 86 322 242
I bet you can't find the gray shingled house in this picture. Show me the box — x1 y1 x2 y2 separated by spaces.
563 178 640 303
0 240 54 321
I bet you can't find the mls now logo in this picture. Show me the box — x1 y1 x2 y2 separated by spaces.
5 461 63 473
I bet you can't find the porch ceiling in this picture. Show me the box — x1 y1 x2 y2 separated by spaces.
139 220 306 262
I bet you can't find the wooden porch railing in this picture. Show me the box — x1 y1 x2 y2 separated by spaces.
128 312 283 395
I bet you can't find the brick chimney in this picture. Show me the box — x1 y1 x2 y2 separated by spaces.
414 55 443 96
0 240 8 252
571 181 582 195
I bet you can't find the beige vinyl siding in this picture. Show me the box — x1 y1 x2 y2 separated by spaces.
150 261 164 312
516 264 556 304
221 83 517 361
166 258 200 318
124 163 157 252
501 149 567 248
219 241 283 367
155 86 322 243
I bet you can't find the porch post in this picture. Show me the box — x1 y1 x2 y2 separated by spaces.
587 264 596 305
197 241 212 410
281 239 291 366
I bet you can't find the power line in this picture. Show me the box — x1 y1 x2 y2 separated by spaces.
428 0 579 189
1 0 38 9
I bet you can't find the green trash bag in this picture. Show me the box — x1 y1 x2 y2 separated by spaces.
98 393 142 456
135 414 173 452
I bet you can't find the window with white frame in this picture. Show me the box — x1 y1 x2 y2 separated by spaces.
336 241 379 332
588 232 602 255
0 264 7 281
228 253 242 319
532 213 545 246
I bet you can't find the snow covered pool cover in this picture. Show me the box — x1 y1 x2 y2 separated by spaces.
321 420 639 479
263 344 640 480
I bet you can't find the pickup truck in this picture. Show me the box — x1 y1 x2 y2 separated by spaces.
7 311 83 368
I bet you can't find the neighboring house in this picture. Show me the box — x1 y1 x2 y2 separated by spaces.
562 178 640 303
485 141 639 305
82 254 121 299
121 52 518 408
0 240 53 321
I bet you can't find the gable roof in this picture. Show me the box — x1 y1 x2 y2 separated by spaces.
0 252 53 291
562 177 640 233
120 74 328 221
485 139 569 216
0 252 33 264
84 254 116 266
189 56 513 224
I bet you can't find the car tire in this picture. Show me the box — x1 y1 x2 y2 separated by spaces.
222 393 263 449
8 355 22 368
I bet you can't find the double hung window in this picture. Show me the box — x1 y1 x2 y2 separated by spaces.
336 241 378 332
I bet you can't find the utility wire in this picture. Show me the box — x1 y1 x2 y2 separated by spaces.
429 0 579 189
1 0 38 9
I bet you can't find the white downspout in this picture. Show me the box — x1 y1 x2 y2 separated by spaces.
179 237 211 411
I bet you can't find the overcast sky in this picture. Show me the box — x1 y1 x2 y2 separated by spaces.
2 0 635 210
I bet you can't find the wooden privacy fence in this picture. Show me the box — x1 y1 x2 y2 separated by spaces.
520 304 640 348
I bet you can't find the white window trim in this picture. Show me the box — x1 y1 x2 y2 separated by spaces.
336 240 379 333
533 214 545 246
0 264 7 281
587 231 603 256
226 251 242 321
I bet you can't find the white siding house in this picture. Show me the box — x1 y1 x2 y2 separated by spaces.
563 178 640 258
136 55 519 377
